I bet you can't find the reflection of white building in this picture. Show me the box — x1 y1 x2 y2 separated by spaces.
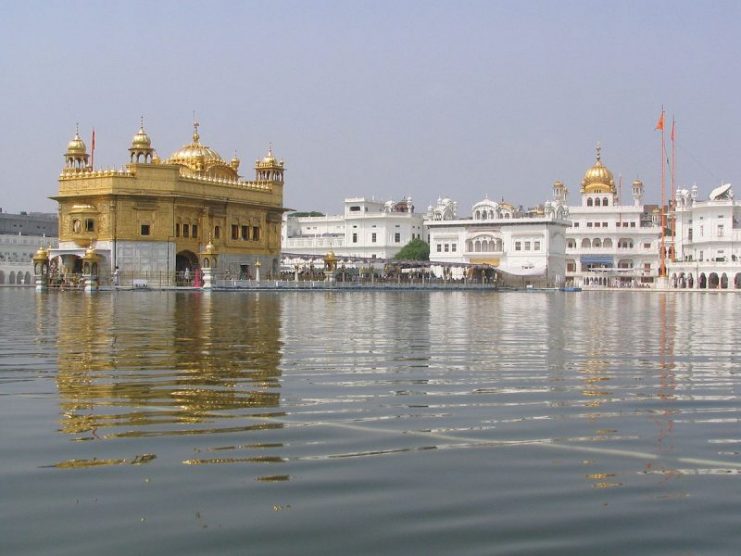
668 183 741 289
425 197 569 285
561 146 662 287
282 197 425 262
0 211 58 285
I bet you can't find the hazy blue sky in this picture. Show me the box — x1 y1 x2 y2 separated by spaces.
1 0 739 216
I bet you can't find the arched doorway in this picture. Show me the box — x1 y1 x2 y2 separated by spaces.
176 250 199 285
734 273 741 289
708 273 719 289
699 273 707 289
721 273 728 289
0 270 4 284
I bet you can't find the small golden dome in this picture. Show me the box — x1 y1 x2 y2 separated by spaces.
66 131 87 155
262 146 276 164
230 151 240 170
203 240 217 255
581 143 615 194
131 125 152 149
632 178 643 186
33 245 49 261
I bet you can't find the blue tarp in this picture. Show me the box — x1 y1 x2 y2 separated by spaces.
580 255 614 265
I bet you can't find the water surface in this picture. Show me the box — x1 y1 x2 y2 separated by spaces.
1 289 739 555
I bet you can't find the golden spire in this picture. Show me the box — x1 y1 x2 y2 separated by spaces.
595 142 601 162
193 121 200 143
230 150 240 170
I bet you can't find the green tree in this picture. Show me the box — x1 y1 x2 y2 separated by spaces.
393 238 430 261
287 211 325 217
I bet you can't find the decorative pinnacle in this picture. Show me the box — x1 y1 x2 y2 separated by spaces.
140 115 145 130
596 142 602 162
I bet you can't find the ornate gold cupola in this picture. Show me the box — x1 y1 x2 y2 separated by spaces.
230 151 240 172
167 121 238 179
255 144 284 183
64 124 90 172
581 143 616 195
129 117 155 163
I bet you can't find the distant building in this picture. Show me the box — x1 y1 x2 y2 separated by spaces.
49 122 285 285
282 197 425 265
0 210 58 285
668 183 741 289
561 145 662 287
425 196 570 286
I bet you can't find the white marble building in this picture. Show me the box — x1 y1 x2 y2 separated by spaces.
425 197 570 285
560 146 663 287
282 197 425 264
668 183 741 289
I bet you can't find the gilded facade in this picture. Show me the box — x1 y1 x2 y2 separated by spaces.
50 122 285 284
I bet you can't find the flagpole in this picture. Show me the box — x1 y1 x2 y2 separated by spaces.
658 107 666 278
90 128 96 169
670 117 676 262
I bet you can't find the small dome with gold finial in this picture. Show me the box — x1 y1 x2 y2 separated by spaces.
262 145 276 164
131 119 152 149
66 127 87 156
230 151 240 171
581 143 616 194
129 117 155 164
64 124 90 171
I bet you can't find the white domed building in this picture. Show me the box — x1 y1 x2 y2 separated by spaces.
560 145 663 288
425 195 570 286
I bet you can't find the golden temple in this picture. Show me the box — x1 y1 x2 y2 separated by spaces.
50 120 286 284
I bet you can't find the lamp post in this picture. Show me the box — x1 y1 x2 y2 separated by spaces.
81 247 101 292
32 245 50 292
198 241 218 289
324 251 337 283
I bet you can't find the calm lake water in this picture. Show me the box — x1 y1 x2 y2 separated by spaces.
1 288 740 555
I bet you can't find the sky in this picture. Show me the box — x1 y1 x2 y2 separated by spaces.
1 0 740 216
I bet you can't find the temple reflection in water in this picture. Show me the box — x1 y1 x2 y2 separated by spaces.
52 292 283 439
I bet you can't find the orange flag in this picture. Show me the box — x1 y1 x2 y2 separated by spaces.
655 111 665 131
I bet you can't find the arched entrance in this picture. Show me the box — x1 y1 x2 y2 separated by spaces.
0 270 4 284
708 272 719 289
699 273 707 289
735 273 741 289
176 250 199 286
721 273 728 289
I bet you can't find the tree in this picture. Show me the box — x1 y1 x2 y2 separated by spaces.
287 211 325 217
393 238 430 261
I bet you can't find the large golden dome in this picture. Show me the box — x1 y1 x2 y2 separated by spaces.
581 144 615 194
166 122 237 179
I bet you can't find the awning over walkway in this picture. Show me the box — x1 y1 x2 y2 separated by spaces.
580 255 614 266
